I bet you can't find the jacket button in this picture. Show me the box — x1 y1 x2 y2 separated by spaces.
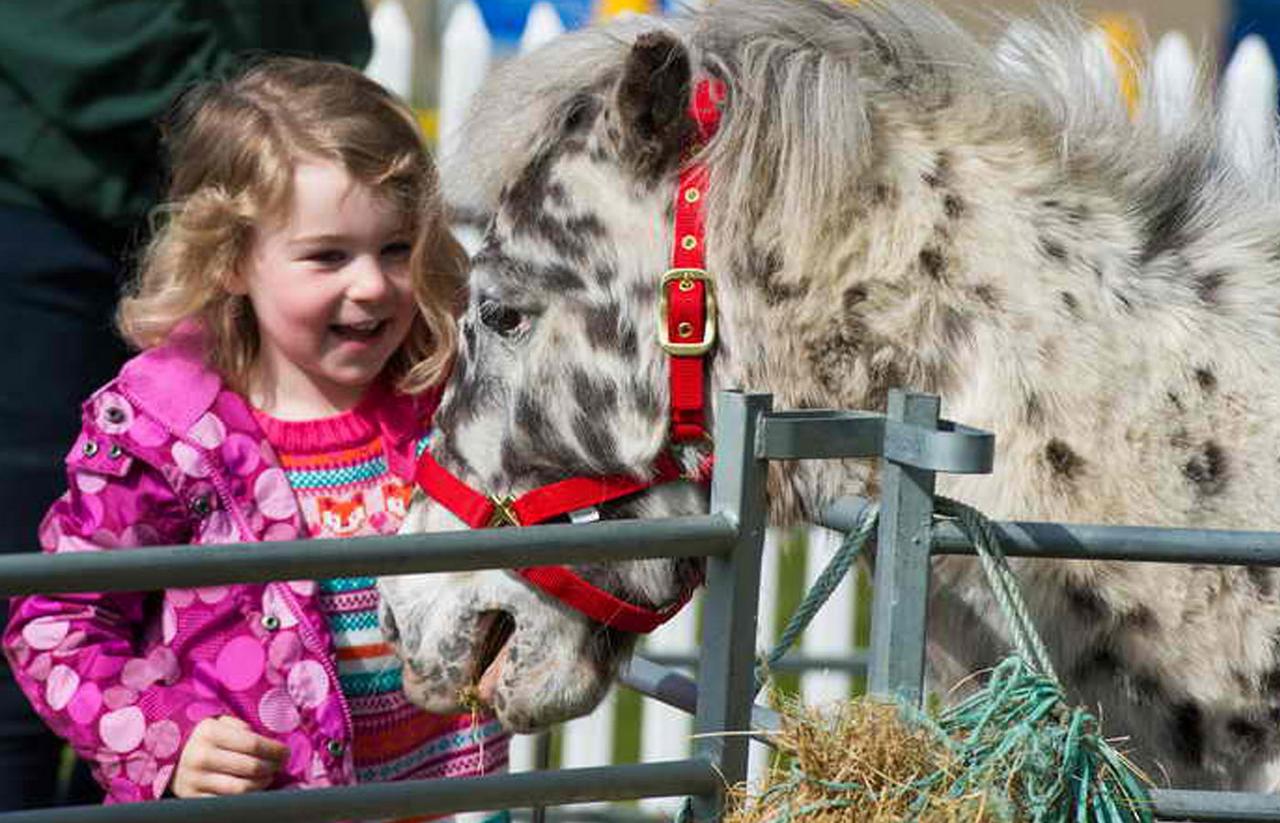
326 739 345 758
108 444 124 460
260 614 281 631
189 496 212 516
104 406 126 424
82 441 99 458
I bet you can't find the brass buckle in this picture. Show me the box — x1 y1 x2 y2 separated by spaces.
658 268 717 356
487 495 520 527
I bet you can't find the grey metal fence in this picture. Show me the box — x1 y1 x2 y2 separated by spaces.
3 388 1280 821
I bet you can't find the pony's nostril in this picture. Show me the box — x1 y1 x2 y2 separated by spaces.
472 610 516 685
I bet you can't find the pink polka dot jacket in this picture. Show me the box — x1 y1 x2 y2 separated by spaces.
2 330 440 804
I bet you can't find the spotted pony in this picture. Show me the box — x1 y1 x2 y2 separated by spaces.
379 0 1280 790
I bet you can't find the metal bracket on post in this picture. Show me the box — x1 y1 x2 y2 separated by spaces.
868 390 939 707
690 391 772 822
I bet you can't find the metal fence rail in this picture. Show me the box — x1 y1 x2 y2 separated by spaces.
5 388 1279 821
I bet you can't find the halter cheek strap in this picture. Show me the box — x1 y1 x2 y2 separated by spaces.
663 78 727 443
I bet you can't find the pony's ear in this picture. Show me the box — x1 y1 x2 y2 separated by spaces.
615 30 693 175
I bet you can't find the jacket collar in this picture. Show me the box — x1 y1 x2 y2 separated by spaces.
119 323 443 481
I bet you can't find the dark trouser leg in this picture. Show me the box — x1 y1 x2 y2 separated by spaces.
0 205 128 808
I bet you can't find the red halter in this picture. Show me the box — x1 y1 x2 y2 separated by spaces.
415 77 726 633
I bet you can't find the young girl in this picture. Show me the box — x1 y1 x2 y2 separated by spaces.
2 58 509 818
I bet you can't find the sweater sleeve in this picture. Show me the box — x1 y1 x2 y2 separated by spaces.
2 421 226 803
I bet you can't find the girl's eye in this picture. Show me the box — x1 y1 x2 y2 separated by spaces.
307 249 348 266
478 299 525 337
382 241 412 258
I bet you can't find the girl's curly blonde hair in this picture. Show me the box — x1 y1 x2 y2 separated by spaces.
118 57 465 395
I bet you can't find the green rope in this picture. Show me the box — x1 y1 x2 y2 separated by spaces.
753 503 880 693
935 497 1058 681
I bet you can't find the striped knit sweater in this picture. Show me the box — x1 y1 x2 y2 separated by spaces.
253 390 509 823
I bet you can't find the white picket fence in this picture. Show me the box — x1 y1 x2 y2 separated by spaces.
363 1 1280 817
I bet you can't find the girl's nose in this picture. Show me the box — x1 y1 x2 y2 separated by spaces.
348 255 392 302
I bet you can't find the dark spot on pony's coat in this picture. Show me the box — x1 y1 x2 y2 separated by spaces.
1195 271 1226 305
633 382 662 419
1121 606 1158 632
462 319 476 351
919 247 946 280
1194 368 1217 392
583 303 620 350
571 370 619 416
1045 439 1083 479
516 392 572 459
1227 716 1269 749
593 264 616 287
1137 155 1205 264
1167 392 1184 413
843 284 869 310
616 325 638 360
1063 583 1107 620
1171 702 1205 764
973 283 1002 309
872 182 898 207
1023 393 1044 426
571 411 625 475
943 194 965 219
542 264 586 293
1264 668 1280 695
865 359 905 412
1249 567 1276 599
751 250 800 304
1112 289 1134 312
923 153 951 188
1039 238 1068 261
1182 441 1227 497
1060 291 1080 318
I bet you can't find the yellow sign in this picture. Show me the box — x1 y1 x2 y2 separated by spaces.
595 0 657 21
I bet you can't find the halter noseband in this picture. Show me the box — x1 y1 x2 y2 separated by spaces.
415 77 726 634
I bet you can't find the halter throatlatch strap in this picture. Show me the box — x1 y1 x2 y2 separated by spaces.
662 77 726 443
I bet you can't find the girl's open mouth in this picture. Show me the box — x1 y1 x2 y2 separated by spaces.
331 319 387 342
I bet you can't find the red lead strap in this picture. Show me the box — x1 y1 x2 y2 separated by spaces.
663 77 726 443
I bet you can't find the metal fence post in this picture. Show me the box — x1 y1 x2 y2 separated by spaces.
867 390 939 706
690 391 772 821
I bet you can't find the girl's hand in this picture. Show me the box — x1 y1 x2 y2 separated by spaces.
172 716 288 797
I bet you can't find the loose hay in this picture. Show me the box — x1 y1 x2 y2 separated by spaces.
727 698 1003 823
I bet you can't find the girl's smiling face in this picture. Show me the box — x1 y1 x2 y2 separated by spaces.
236 160 416 418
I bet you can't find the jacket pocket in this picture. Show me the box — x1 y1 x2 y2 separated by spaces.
65 430 134 478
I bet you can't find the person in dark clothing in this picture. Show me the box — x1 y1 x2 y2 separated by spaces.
0 2 371 808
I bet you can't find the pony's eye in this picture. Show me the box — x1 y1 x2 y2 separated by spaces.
478 299 525 337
